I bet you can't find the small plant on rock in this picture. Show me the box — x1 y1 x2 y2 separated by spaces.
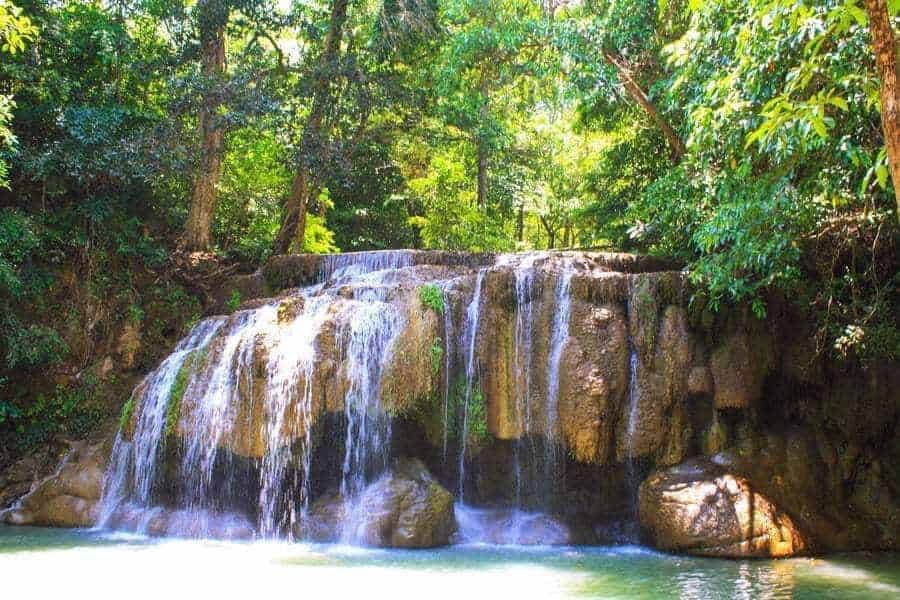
418 283 445 315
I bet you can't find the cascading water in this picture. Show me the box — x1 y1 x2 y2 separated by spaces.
340 301 401 498
258 295 331 536
512 258 538 511
543 265 573 495
98 254 409 539
180 308 272 511
457 269 486 501
96 249 661 546
320 249 416 281
97 318 225 528
440 284 455 468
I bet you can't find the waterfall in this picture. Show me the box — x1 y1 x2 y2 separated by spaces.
512 256 539 511
97 318 225 526
180 308 273 511
258 295 331 536
457 269 486 501
625 345 639 455
543 265 573 495
320 249 415 281
339 300 402 498
96 249 666 546
440 285 455 468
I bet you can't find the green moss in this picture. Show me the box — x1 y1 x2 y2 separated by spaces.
410 376 490 450
165 346 209 437
119 395 134 432
465 385 488 445
429 338 444 376
418 283 445 315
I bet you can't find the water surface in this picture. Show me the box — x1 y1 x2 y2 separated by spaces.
2 525 899 598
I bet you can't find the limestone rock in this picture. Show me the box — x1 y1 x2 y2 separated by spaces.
1 438 111 528
558 302 629 464
639 458 806 557
709 330 772 409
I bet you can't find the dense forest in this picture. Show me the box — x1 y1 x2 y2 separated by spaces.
0 0 897 454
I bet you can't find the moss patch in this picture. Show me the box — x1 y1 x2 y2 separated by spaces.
409 377 490 451
119 395 134 432
418 283 445 315
165 346 209 437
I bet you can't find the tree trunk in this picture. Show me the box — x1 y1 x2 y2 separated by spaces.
183 2 227 251
476 140 488 208
864 0 900 221
273 0 349 254
475 78 490 208
539 215 555 249
516 202 524 242
603 50 686 164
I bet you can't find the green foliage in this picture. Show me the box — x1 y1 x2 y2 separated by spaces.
429 338 444 376
0 374 103 450
464 384 488 445
418 283 445 315
119 395 134 432
0 0 897 459
225 289 241 313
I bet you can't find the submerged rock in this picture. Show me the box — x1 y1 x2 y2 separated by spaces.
300 459 455 548
104 505 254 539
638 458 806 558
454 504 571 545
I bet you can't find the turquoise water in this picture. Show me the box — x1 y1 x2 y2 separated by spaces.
1 525 899 598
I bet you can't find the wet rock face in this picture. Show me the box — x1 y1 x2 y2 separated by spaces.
1 437 111 528
639 459 806 558
300 459 456 548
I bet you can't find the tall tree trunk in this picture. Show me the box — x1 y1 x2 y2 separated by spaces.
516 202 524 242
864 0 900 221
475 79 489 208
273 0 349 254
183 1 227 251
539 215 555 249
603 50 686 164
476 140 488 208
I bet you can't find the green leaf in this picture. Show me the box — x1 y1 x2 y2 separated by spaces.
876 164 888 190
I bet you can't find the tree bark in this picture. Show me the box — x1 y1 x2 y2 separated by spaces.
273 0 349 254
539 215 556 249
516 202 524 242
475 78 490 208
603 50 686 164
183 1 227 251
476 140 488 208
864 0 900 221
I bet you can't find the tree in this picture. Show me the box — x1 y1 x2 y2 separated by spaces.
272 0 350 255
182 0 231 251
0 0 36 187
863 0 899 221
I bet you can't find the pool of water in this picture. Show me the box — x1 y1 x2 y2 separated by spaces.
2 525 899 599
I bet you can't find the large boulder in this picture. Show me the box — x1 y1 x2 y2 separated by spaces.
300 458 456 548
639 458 806 557
1 438 111 528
